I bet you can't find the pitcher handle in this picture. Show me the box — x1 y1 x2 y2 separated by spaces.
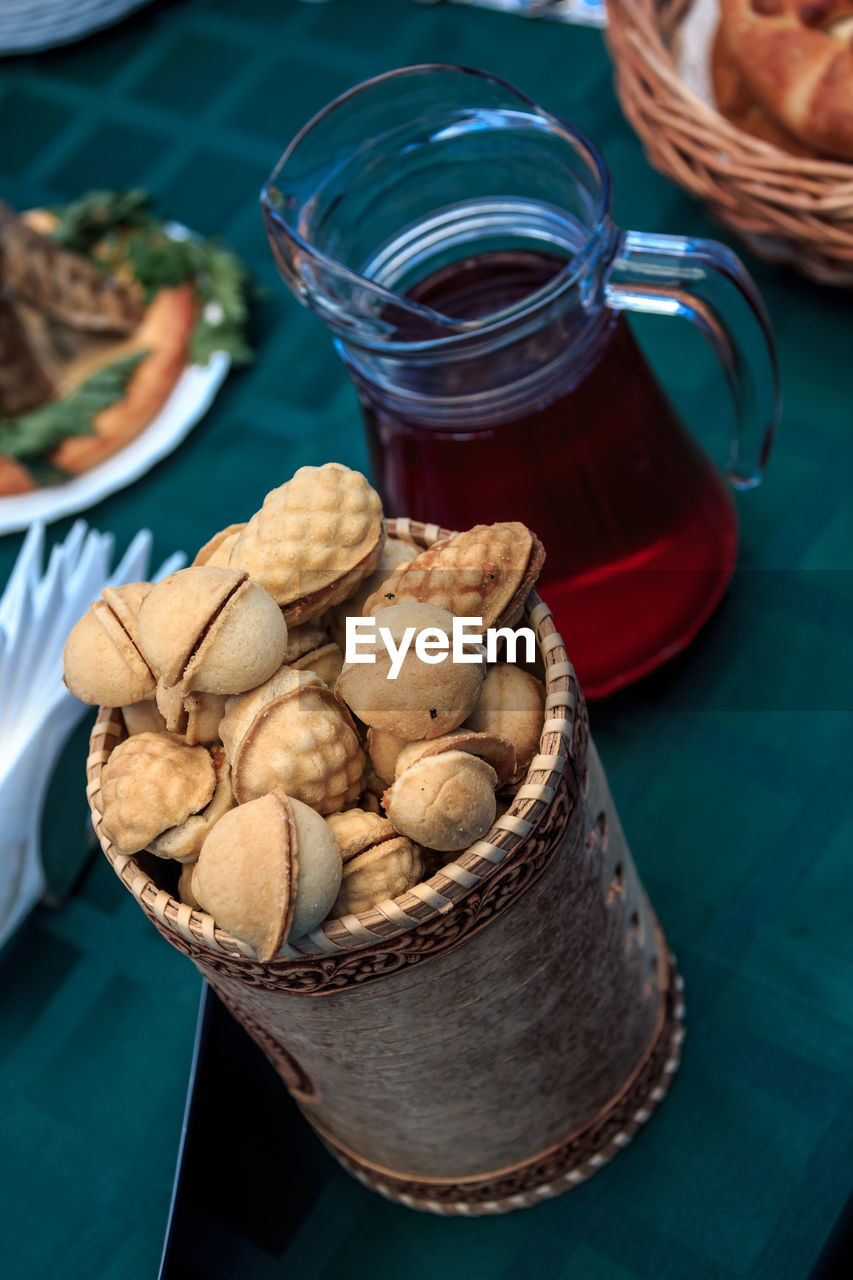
604 231 780 490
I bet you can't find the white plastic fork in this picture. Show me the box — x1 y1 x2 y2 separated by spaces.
0 520 184 950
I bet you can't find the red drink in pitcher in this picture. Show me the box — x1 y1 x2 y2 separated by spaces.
363 251 738 698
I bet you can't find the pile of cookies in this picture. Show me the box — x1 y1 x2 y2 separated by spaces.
713 1 853 159
65 463 547 960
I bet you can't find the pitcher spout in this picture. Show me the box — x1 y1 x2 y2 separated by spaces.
261 185 458 345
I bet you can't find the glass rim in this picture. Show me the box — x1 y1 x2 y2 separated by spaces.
260 63 614 349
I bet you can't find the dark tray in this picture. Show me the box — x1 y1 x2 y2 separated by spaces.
158 983 337 1280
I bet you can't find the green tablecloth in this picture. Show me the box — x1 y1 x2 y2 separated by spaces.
1 2 852 1277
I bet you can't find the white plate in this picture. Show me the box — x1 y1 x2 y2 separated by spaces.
0 351 230 535
0 1 155 56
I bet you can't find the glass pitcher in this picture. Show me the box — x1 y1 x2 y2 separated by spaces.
261 64 779 698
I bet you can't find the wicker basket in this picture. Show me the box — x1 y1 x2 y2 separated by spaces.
606 0 853 285
87 518 685 1215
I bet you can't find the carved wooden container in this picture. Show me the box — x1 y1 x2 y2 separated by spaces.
86 518 684 1215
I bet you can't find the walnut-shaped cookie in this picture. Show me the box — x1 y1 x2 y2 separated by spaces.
121 699 168 737
282 624 345 690
154 682 227 746
137 564 287 696
393 730 516 790
335 602 484 741
326 808 424 916
227 463 385 625
287 641 343 688
384 752 498 853
327 536 418 650
464 664 546 787
220 668 366 813
193 523 245 568
149 748 234 863
64 581 156 706
98 732 217 856
177 862 202 909
284 622 330 662
364 522 544 629
192 792 343 957
366 727 407 786
383 731 515 853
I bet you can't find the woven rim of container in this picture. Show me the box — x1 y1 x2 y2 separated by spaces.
87 517 579 962
605 0 853 284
